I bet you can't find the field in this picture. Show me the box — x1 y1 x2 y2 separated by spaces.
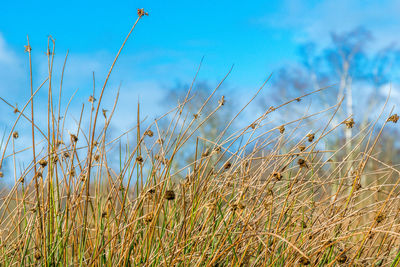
1 9 400 267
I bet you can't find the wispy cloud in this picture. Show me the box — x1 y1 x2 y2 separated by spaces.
253 0 400 48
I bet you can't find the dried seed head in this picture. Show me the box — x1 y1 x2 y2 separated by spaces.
144 130 154 137
70 169 76 177
70 134 78 143
88 95 96 103
355 182 362 190
298 144 306 151
343 118 355 128
38 159 47 167
278 125 285 134
301 221 307 229
147 188 156 195
273 172 282 181
137 8 149 17
296 97 301 102
202 148 211 157
63 151 70 158
306 133 315 142
224 162 232 170
24 45 32 53
13 107 19 114
298 158 307 168
0 171 3 178
387 114 399 123
218 95 225 106
250 123 257 129
52 155 59 163
375 214 385 223
214 146 221 153
136 156 143 163
101 211 107 218
102 109 108 119
164 190 175 200
94 154 100 162
338 254 347 263
55 140 63 147
34 251 41 260
12 131 19 139
35 171 42 178
144 213 153 223
299 256 310 265
93 141 98 146
156 138 164 145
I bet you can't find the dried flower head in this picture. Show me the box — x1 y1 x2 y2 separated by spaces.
12 131 19 139
218 95 226 106
88 95 96 103
338 254 347 263
298 144 306 151
137 8 149 17
144 130 154 137
278 125 285 134
144 213 153 223
136 156 143 163
306 133 315 142
147 188 155 195
34 251 41 260
343 118 355 128
63 151 70 158
102 109 108 119
24 45 32 53
94 154 100 162
299 256 310 265
214 146 221 153
273 172 282 181
202 148 211 157
250 123 257 129
93 141 98 146
298 158 307 168
164 190 175 200
224 162 232 170
375 214 385 223
38 159 47 167
70 134 78 143
387 114 399 123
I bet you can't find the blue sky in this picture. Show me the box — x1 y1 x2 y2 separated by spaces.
1 0 400 129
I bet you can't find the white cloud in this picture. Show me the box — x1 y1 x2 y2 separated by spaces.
254 0 400 48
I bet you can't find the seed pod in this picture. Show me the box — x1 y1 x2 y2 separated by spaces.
299 256 310 265
136 156 143 163
338 254 347 263
387 114 399 123
224 162 232 170
38 159 47 167
306 133 315 142
278 125 285 134
144 130 154 137
298 144 306 151
298 158 307 168
165 190 175 200
273 172 282 181
343 118 355 128
70 134 78 143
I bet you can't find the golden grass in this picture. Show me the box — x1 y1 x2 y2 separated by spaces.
0 9 400 266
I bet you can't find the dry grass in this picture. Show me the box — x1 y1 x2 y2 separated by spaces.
1 9 400 266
